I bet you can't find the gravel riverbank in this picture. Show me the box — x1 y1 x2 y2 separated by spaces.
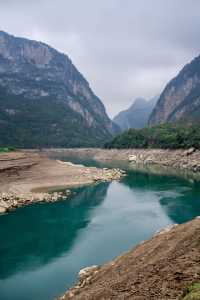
0 151 125 213
45 148 200 173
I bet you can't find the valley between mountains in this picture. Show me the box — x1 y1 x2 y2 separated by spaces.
1 27 200 300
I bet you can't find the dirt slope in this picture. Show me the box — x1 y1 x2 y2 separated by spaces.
60 218 200 300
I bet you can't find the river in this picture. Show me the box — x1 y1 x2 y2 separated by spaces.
1 154 200 300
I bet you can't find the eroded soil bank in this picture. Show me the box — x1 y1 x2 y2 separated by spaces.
0 151 124 213
60 218 200 300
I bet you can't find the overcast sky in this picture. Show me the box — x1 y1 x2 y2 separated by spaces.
0 0 200 117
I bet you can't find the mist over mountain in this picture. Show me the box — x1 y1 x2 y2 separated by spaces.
113 96 158 131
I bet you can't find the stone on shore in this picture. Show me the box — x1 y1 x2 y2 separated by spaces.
0 206 6 213
0 190 71 213
129 155 137 162
79 266 99 280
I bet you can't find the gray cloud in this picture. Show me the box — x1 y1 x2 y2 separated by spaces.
0 0 200 117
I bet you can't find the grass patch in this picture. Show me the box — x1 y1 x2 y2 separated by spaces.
0 147 16 153
182 283 200 299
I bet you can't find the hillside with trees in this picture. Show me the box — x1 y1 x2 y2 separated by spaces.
105 123 200 149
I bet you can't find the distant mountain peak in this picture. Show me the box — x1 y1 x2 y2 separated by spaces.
129 97 146 110
113 96 158 131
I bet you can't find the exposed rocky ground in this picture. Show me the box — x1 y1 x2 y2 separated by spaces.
46 147 200 173
59 217 200 300
0 151 125 213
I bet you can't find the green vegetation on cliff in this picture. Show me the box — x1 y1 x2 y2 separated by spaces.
0 31 118 148
0 87 111 148
105 123 200 149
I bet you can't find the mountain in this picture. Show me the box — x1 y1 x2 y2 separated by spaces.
0 31 118 148
113 96 157 131
149 55 200 125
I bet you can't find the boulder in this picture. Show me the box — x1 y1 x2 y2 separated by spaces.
79 265 98 280
129 155 137 163
0 199 9 208
0 206 6 213
185 148 196 156
144 158 154 165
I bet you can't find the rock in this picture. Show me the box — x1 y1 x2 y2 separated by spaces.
0 200 9 209
68 292 74 298
129 155 137 163
144 158 154 165
155 224 178 236
185 147 196 156
79 265 99 280
0 206 6 213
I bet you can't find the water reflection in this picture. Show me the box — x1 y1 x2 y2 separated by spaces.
159 186 200 224
122 168 200 224
0 182 109 279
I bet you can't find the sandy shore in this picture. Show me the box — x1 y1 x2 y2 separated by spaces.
0 151 125 213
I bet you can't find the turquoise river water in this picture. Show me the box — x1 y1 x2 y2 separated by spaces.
1 155 200 300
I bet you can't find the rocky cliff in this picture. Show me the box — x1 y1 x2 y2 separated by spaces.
114 96 157 131
0 31 118 147
149 55 200 125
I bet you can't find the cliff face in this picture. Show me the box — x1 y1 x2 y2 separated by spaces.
149 55 200 125
113 96 157 131
0 31 118 147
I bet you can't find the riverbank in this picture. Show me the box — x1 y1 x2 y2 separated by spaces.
59 217 200 300
0 151 125 213
45 148 200 173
